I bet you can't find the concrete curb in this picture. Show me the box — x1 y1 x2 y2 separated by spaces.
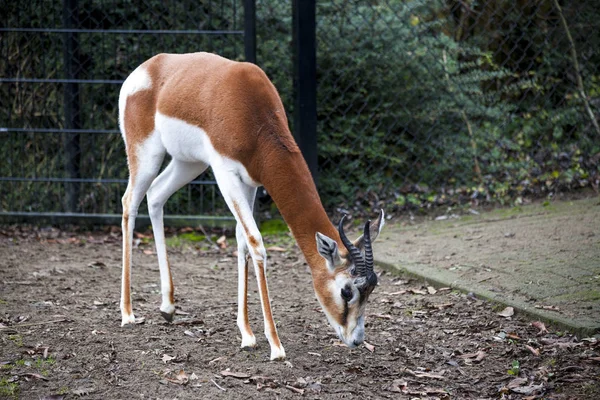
376 259 600 338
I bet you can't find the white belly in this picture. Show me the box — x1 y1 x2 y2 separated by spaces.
154 112 260 187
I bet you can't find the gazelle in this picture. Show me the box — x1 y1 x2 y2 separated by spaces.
119 52 384 360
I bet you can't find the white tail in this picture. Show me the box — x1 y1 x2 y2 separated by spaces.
118 52 384 360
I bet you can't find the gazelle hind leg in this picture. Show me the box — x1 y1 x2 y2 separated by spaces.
236 186 258 348
146 159 208 321
213 168 285 360
120 141 165 326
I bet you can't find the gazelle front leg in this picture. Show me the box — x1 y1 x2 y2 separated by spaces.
213 168 285 360
236 223 257 348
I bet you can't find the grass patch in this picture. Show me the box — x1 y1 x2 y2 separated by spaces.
179 232 206 242
7 335 23 347
0 378 19 399
165 231 211 248
260 219 289 235
34 356 55 369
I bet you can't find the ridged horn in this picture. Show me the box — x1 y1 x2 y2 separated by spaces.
338 215 365 276
363 220 374 273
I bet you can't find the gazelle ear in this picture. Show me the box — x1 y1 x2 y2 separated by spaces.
353 209 385 250
316 232 341 272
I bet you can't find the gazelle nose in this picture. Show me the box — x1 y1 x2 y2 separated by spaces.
352 339 363 347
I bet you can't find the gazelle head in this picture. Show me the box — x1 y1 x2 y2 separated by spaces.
314 210 384 348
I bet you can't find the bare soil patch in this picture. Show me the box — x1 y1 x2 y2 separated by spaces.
1 226 599 399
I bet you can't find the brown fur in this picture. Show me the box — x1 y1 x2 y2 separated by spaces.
256 260 282 349
121 192 133 316
240 256 252 336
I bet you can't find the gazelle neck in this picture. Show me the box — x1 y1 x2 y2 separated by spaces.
259 148 339 274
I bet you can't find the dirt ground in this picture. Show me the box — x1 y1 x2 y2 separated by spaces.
0 224 599 399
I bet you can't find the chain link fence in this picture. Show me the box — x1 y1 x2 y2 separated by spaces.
2 0 599 225
1 0 245 226
311 0 600 211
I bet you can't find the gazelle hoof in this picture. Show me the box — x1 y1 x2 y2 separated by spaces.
241 334 257 349
121 313 136 327
270 346 286 361
160 311 174 323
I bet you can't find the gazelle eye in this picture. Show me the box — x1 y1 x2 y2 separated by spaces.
341 286 353 302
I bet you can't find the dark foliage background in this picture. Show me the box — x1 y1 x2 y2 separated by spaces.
1 0 599 220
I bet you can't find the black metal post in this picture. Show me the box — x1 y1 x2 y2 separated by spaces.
244 0 256 64
292 0 318 182
62 0 81 212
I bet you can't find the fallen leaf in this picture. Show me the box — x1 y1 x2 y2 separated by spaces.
458 350 486 363
210 379 226 391
164 369 189 385
285 385 304 395
142 249 155 255
525 344 540 356
589 357 600 363
266 246 287 252
364 341 375 352
162 354 175 364
40 396 65 400
506 332 521 340
531 321 549 335
497 307 514 318
511 383 544 394
87 261 106 268
72 387 96 396
190 372 199 380
409 288 427 295
22 372 49 381
209 356 226 364
216 235 228 249
295 377 307 387
407 370 446 380
427 286 437 294
507 377 527 389
389 379 407 393
308 352 321 357
372 313 393 319
221 370 251 379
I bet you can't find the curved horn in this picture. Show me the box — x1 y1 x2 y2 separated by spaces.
363 219 378 288
338 215 365 275
363 220 373 272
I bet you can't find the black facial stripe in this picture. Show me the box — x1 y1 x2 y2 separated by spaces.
342 300 349 326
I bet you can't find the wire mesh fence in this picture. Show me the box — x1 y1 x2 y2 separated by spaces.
311 0 600 211
2 0 599 226
1 0 245 225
